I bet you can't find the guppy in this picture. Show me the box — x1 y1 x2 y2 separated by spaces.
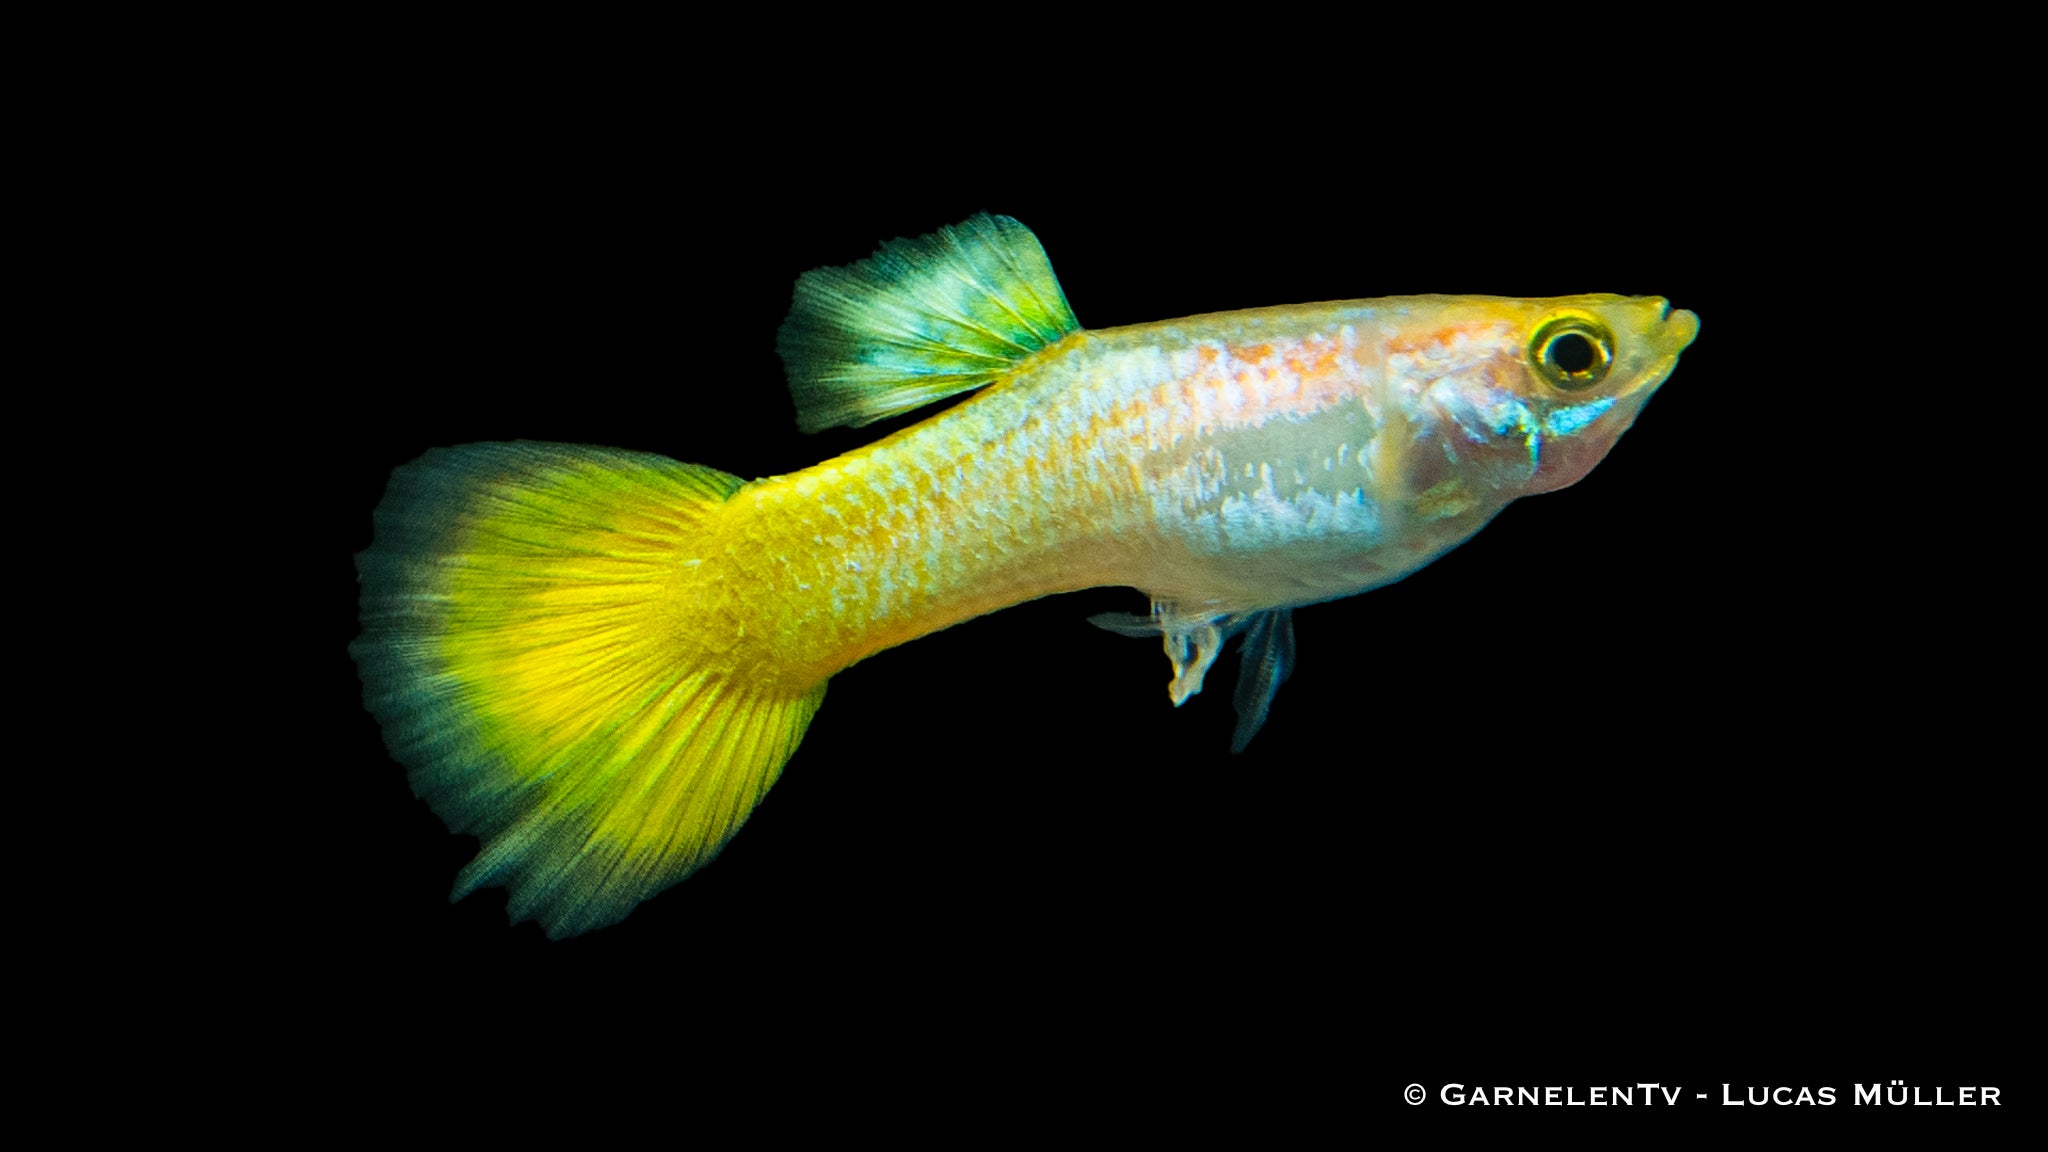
354 215 1698 937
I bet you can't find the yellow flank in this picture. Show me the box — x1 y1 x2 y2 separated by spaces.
715 336 1145 685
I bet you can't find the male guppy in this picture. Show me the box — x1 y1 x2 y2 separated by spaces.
354 215 1699 936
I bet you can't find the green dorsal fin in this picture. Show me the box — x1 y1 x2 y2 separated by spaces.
775 214 1081 432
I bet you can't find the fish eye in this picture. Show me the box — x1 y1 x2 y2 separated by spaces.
1529 314 1614 391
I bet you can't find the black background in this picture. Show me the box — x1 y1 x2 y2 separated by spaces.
250 49 2022 1129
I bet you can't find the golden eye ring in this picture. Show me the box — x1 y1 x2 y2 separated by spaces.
1530 314 1615 391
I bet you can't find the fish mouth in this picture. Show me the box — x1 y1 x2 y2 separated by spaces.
1661 301 1701 352
1635 296 1700 354
1624 297 1699 397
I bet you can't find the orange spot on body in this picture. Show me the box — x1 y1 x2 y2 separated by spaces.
1293 344 1340 379
1142 331 1368 440
1387 322 1487 354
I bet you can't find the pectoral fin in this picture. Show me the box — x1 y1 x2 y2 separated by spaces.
1229 608 1295 753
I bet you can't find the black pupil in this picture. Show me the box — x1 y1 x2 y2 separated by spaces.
1549 332 1596 374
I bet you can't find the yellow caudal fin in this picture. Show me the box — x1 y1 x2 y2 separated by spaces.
352 442 825 938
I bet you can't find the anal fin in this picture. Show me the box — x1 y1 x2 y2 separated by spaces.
1089 601 1297 751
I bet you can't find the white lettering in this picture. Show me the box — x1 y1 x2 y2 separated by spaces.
1440 1084 1465 1105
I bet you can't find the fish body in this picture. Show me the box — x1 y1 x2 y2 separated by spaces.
730 292 1690 700
354 216 1698 936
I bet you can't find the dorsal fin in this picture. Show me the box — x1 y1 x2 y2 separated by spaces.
775 214 1081 432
